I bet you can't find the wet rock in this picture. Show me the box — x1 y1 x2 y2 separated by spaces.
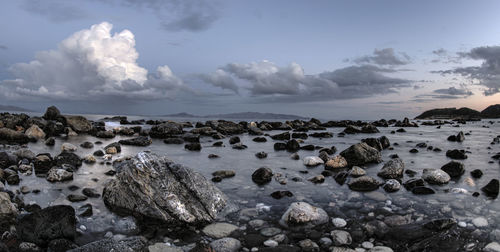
484 242 500 252
102 152 227 225
340 142 382 167
163 138 184 144
303 156 324 166
470 169 483 178
232 143 247 149
83 155 96 164
6 173 19 185
309 132 333 138
290 153 300 160
350 166 366 177
0 128 30 144
47 238 78 252
379 136 391 149
67 194 87 202
308 175 325 184
93 150 104 157
403 178 424 190
411 186 435 195
440 161 465 178
118 136 152 146
482 179 499 198
331 230 352 246
185 143 201 151
78 204 93 217
202 222 239 239
446 149 467 159
422 168 450 184
447 131 465 142
298 239 319 252
17 205 76 246
271 132 290 141
279 202 328 230
286 139 300 152
377 158 404 179
255 151 268 159
44 137 55 146
67 236 147 252
43 105 61 120
46 168 73 182
210 237 241 252
208 154 219 159
55 152 82 168
34 154 53 174
409 148 419 153
334 171 349 185
148 243 183 252
61 143 77 152
273 142 287 151
343 125 362 134
82 188 100 198
149 122 183 138
252 167 273 185
229 136 240 144
270 190 293 199
212 170 235 179
80 141 94 148
65 115 92 133
253 137 267 142
332 217 347 228
0 192 18 230
325 155 348 170
423 218 456 231
248 126 264 135
472 217 488 227
383 179 401 192
96 130 115 139
348 176 380 191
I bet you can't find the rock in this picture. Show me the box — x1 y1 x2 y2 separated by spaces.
148 243 183 252
25 125 46 139
324 155 348 170
61 143 77 152
67 236 147 252
83 155 96 164
298 239 319 252
93 150 105 157
185 143 201 151
422 168 450 184
0 128 30 144
0 192 18 230
150 122 183 138
229 136 240 144
271 132 290 141
331 230 352 246
334 171 349 185
164 138 184 144
65 115 92 133
43 106 61 120
105 146 118 154
78 204 93 217
340 143 382 167
482 179 499 198
470 169 483 178
332 218 347 228
212 170 235 179
210 237 241 252
119 136 152 146
67 194 87 202
34 154 53 174
202 222 239 239
279 202 328 230
231 143 247 150
290 153 300 160
484 242 500 252
0 152 14 169
252 167 273 185
350 166 366 177
446 149 467 159
343 125 362 134
411 186 435 195
96 130 115 138
253 137 267 142
274 142 287 151
55 152 82 168
361 124 380 133
440 161 465 178
303 156 324 166
308 175 325 184
45 137 55 146
102 152 227 225
17 205 76 246
47 238 78 252
286 139 300 152
377 158 404 179
369 246 394 252
255 151 268 159
46 168 73 182
264 240 279 247
270 190 293 199
382 179 401 192
447 131 465 142
348 176 380 191
82 188 100 198
472 217 488 227
19 242 41 251
80 141 94 148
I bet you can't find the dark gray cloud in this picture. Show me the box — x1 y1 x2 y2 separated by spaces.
353 48 411 66
199 69 239 94
430 48 462 64
20 0 220 32
412 87 472 102
433 87 472 96
201 61 413 102
21 0 87 22
0 45 7 50
434 46 500 95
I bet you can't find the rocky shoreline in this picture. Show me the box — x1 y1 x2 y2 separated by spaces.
0 106 500 252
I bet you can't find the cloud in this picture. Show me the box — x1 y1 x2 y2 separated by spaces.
21 0 87 22
20 0 221 32
199 69 239 94
412 86 473 102
434 46 500 95
0 22 185 101
353 48 411 66
201 61 413 101
0 45 7 50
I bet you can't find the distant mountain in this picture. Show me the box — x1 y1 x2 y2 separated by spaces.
0 105 34 112
415 107 481 119
164 112 309 120
480 104 500 118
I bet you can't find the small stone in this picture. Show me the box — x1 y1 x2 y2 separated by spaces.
472 217 488 227
332 218 347 228
264 240 278 247
484 242 500 252
210 237 241 252
61 143 77 152
362 241 374 249
331 230 352 246
303 156 324 166
202 223 239 239
260 227 281 237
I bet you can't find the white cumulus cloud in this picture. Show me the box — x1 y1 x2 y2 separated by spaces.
0 22 185 101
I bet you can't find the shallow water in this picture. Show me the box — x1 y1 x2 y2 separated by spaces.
4 118 500 246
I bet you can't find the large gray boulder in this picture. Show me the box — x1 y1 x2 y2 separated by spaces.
67 236 147 252
0 128 30 144
102 152 227 225
279 202 329 230
64 115 92 133
149 122 183 138
377 158 405 179
340 142 382 167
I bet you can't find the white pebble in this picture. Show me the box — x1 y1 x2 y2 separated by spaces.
263 240 278 247
458 221 467 228
332 217 347 228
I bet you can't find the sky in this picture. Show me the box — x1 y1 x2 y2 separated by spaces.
1 0 500 119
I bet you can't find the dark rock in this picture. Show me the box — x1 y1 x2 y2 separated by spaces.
96 130 115 139
43 106 61 120
248 126 264 135
340 142 382 167
0 152 14 169
55 152 82 168
102 152 227 225
93 150 104 157
334 171 349 185
185 143 202 151
300 144 315 151
82 188 100 198
379 136 391 149
252 167 273 185
149 122 183 138
67 237 147 252
447 131 465 142
396 128 406 133
362 138 383 151
208 154 219 159
64 115 92 133
48 238 78 252
118 136 152 146
416 142 427 148
104 142 121 153
253 137 267 142
271 190 293 199
17 205 76 246
45 137 55 146
232 143 247 150
255 152 268 159
274 142 287 151
67 194 87 202
403 178 425 190
271 132 290 141
411 186 435 195
78 204 93 217
481 179 499 198
470 169 483 178
343 125 361 134
440 161 465 178
423 218 457 231
212 170 235 179
212 141 224 147
229 136 240 144
377 158 405 179
348 176 379 191
80 141 94 148
383 179 401 192
446 149 467 159
409 148 419 153
286 139 300 152
0 128 30 144
34 154 53 174
309 132 333 138
292 132 308 139
182 133 200 142
163 138 184 144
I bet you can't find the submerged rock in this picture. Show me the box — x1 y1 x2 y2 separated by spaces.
279 202 328 230
422 169 450 184
348 176 380 191
118 136 152 146
252 167 273 185
446 149 467 159
340 142 382 167
102 152 227 225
